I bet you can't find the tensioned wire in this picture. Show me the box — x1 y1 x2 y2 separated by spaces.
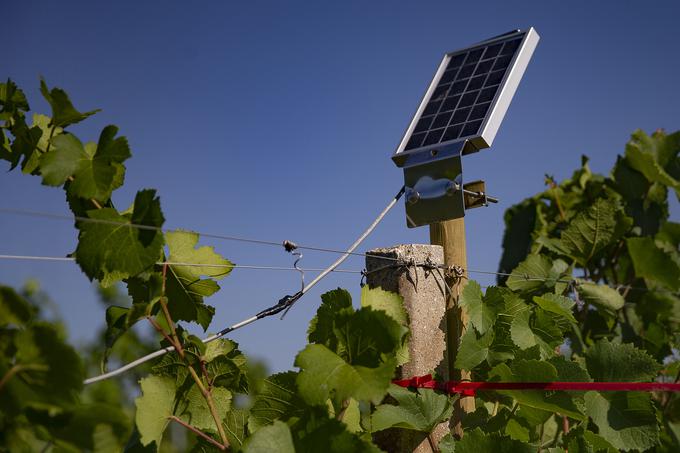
0 207 402 263
81 186 406 384
0 253 670 294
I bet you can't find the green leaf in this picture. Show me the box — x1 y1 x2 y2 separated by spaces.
2 322 84 413
75 190 164 286
40 78 100 127
454 327 493 371
627 237 680 291
361 286 410 365
0 285 35 326
93 424 123 453
249 371 306 432
164 230 232 329
295 344 396 406
292 415 381 452
454 428 534 453
242 420 294 453
585 339 660 382
438 433 456 453
576 282 625 312
532 293 576 323
546 198 623 266
460 280 496 335
134 375 176 447
308 288 354 346
371 384 454 432
23 113 62 174
585 391 659 451
176 385 231 432
223 408 248 450
360 285 407 325
40 126 130 202
507 255 569 293
489 361 585 419
625 129 680 198
332 307 407 368
40 133 84 186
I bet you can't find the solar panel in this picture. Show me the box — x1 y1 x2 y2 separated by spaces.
393 28 539 166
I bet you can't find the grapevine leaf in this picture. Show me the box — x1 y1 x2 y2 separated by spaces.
532 293 576 323
454 428 534 453
308 288 354 347
460 280 496 335
0 79 29 113
223 408 248 450
40 78 100 127
292 415 381 453
371 385 454 432
454 327 493 371
332 307 407 368
0 285 35 326
438 433 456 453
585 339 660 382
548 356 591 382
565 426 618 453
134 375 176 447
176 385 231 432
361 286 410 365
48 403 130 450
543 198 623 266
164 230 232 329
507 255 569 293
576 282 625 312
75 190 164 286
93 424 123 453
23 113 62 174
41 125 131 201
489 361 585 419
625 129 680 198
40 133 84 186
627 237 680 291
4 322 84 412
242 420 294 453
340 398 362 433
295 344 396 406
584 391 659 451
361 285 408 325
249 371 306 432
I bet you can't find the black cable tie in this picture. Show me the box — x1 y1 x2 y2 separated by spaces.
283 240 298 253
255 290 304 319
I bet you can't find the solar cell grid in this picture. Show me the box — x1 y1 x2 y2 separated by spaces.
404 36 524 151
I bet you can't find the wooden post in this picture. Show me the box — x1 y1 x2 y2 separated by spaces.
366 244 449 453
429 218 475 437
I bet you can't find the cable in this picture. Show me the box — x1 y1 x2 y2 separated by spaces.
0 207 403 263
0 254 362 274
83 186 405 385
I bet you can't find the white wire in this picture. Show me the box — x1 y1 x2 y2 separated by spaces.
83 187 405 385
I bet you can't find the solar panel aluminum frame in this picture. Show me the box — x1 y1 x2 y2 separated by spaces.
392 27 539 167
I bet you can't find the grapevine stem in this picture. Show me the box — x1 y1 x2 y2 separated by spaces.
158 263 230 449
169 415 226 451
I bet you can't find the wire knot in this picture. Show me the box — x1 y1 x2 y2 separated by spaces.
283 240 298 252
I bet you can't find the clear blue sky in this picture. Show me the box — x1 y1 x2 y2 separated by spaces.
2 1 679 372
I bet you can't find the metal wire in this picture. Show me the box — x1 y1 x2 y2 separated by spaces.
0 207 403 263
83 186 406 385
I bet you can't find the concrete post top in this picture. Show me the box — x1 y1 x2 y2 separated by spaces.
366 244 444 270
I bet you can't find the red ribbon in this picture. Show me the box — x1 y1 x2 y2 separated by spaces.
393 374 680 397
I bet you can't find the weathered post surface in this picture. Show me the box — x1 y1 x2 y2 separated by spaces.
366 244 449 453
